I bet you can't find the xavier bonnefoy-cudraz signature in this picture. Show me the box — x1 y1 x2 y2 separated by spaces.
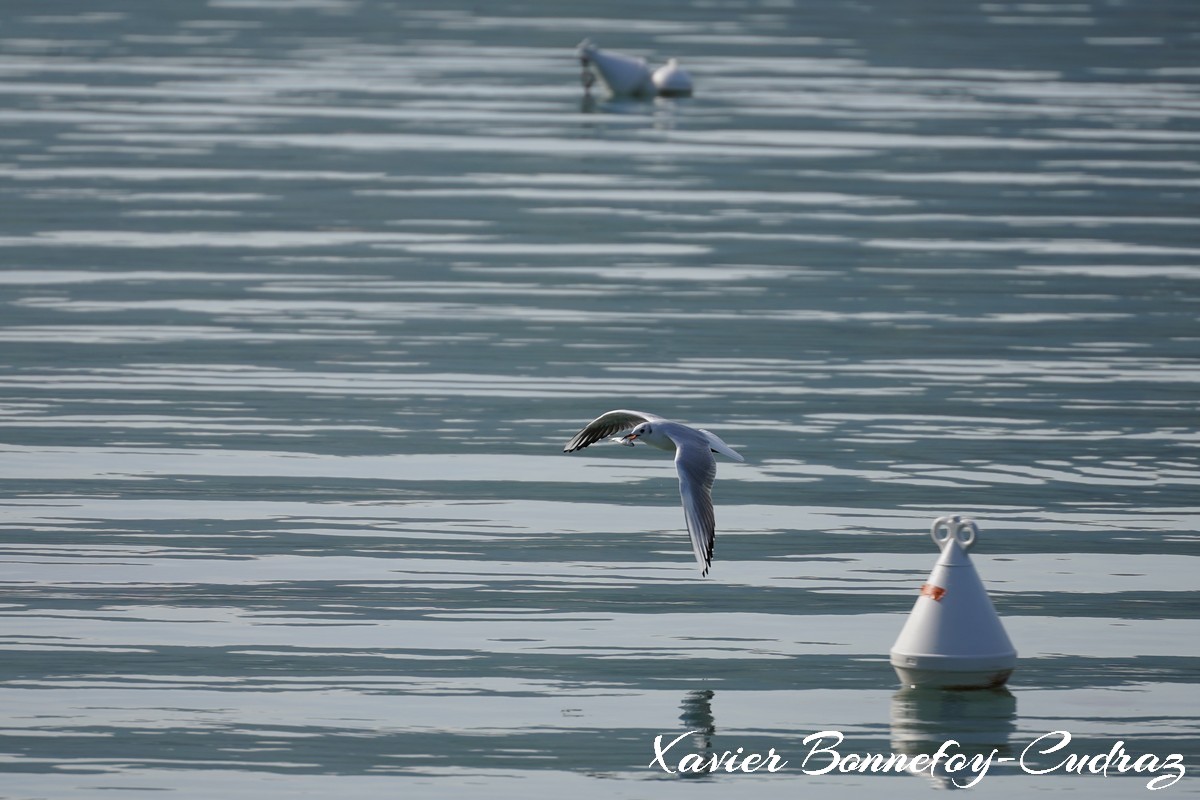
649 729 1186 790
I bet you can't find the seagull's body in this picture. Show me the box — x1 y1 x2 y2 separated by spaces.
563 409 744 576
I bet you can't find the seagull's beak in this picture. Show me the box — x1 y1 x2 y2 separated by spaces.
621 433 639 445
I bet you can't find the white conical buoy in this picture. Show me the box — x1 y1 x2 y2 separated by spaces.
577 39 654 98
652 58 693 97
890 516 1017 689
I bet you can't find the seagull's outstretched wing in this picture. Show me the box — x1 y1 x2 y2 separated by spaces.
563 409 663 453
673 437 718 576
698 428 744 462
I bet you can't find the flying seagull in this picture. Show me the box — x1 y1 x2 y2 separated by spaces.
563 410 744 576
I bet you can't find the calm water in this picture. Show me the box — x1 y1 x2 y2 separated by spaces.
2 1 1199 797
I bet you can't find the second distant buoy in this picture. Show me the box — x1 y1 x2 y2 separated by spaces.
652 58 693 97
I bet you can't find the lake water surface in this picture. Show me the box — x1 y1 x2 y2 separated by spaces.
1 1 1198 797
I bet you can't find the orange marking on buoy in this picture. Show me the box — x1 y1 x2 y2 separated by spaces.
920 583 946 601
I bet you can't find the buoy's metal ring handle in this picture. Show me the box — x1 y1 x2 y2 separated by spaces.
930 515 978 550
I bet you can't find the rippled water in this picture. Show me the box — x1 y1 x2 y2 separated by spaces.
2 1 1198 797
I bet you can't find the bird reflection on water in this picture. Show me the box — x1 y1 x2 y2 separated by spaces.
676 689 717 780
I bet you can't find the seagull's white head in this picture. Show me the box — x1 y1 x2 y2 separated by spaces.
622 421 670 449
622 422 650 445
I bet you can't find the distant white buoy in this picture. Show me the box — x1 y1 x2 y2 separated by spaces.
577 39 653 97
577 40 692 99
652 58 693 97
889 516 1017 689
